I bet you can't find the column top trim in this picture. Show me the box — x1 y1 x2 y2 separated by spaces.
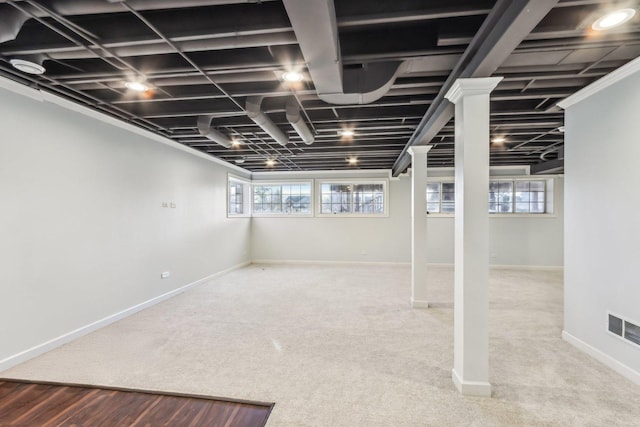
444 77 503 104
408 145 432 156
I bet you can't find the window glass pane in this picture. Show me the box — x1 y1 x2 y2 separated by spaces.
321 183 352 214
354 183 383 213
442 202 455 213
530 181 545 191
253 183 311 214
489 181 512 213
320 182 384 214
229 181 244 215
427 202 440 213
426 182 440 213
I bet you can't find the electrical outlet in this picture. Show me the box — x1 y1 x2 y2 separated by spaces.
161 272 170 279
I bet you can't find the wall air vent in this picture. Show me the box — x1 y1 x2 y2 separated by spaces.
608 314 623 336
624 322 640 346
608 313 640 348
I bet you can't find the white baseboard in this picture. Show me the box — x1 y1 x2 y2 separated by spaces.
490 264 563 271
0 261 250 373
411 298 430 309
562 331 640 385
251 259 410 267
451 368 492 397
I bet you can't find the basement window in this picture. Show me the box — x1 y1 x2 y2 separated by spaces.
228 175 251 217
427 182 455 214
318 180 388 216
426 178 551 215
252 182 312 216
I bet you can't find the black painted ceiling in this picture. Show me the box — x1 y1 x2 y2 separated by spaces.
1 0 639 173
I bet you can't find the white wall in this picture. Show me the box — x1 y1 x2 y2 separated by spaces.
251 170 564 267
563 63 640 377
0 80 251 367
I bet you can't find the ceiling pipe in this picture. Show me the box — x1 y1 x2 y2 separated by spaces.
197 116 233 148
282 0 419 105
246 96 288 146
286 98 314 145
0 5 30 44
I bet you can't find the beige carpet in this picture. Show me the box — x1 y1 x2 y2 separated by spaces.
3 264 640 426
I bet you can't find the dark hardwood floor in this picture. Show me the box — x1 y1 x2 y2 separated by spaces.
0 379 272 427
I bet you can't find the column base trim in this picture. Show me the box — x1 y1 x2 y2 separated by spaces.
410 298 429 309
452 368 492 397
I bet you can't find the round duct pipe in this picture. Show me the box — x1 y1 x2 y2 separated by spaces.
286 98 314 145
246 96 288 146
197 116 233 148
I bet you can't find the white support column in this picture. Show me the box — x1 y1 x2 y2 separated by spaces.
408 145 431 308
445 77 502 397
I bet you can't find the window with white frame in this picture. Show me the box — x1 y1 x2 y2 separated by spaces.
427 182 455 213
488 181 513 213
319 181 387 215
252 182 312 215
426 179 549 215
227 175 251 217
514 180 545 213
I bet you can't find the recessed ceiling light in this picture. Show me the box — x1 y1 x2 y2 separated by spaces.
231 139 241 147
282 71 304 82
592 8 636 31
492 136 506 143
340 129 355 137
347 156 358 165
10 59 45 75
235 157 245 164
266 158 276 167
124 81 149 92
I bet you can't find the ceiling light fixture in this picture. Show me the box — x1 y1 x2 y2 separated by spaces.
231 139 241 147
10 59 45 75
491 136 506 143
125 81 149 92
340 129 355 137
266 158 276 167
282 71 304 82
235 157 245 164
347 156 358 165
592 8 636 31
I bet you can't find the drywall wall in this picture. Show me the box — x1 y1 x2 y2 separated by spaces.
251 171 564 266
0 80 251 367
562 64 640 377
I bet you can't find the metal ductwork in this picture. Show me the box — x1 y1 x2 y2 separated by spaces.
246 96 288 146
0 0 275 45
282 0 407 105
286 98 314 145
197 116 233 148
0 5 30 44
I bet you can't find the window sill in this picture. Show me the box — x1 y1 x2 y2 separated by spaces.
252 213 314 218
425 213 557 218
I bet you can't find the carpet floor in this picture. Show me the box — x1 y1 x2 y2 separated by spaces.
2 264 640 426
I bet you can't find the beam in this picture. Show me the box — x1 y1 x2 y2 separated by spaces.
391 0 559 176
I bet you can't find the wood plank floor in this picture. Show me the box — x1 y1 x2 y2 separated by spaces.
0 379 272 427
